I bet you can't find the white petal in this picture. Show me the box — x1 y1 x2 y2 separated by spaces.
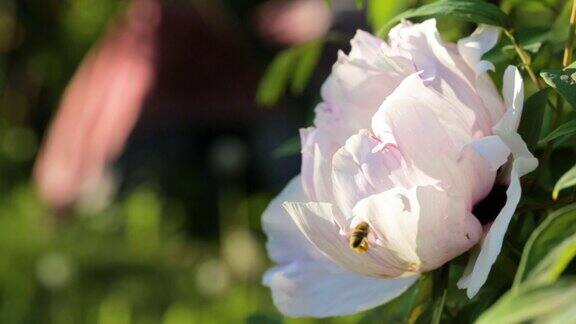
495 66 538 177
457 164 523 297
459 137 537 297
393 19 498 135
283 201 386 276
458 66 538 297
356 186 482 273
460 136 509 204
264 259 418 318
331 129 403 216
299 127 336 202
372 73 477 157
348 30 384 63
371 74 496 201
453 25 505 127
262 176 322 264
457 25 500 75
465 135 510 171
498 66 525 133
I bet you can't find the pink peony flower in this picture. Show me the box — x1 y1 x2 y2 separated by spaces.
257 0 332 45
262 19 538 317
34 0 160 209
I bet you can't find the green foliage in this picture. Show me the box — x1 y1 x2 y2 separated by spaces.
514 205 576 287
430 284 447 324
379 0 510 36
539 119 576 145
367 0 407 33
256 41 323 106
553 164 576 200
291 42 324 94
541 67 576 111
272 136 300 158
478 205 576 323
476 279 576 324
256 49 300 107
518 88 550 151
527 233 576 286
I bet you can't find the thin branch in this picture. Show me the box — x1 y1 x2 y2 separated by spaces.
562 0 576 67
503 30 544 90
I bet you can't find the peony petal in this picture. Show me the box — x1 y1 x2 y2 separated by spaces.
460 136 509 205
458 66 538 297
457 25 500 76
457 164 523 298
499 66 525 133
348 30 385 63
262 177 419 318
494 67 538 178
465 135 510 171
389 19 497 135
283 201 387 276
372 73 478 156
356 186 482 273
264 259 418 318
331 129 400 216
300 127 336 203
456 24 505 127
262 176 322 264
371 74 495 201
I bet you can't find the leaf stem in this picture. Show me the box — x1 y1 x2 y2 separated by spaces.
562 0 576 67
431 265 449 324
503 30 544 90
529 95 562 192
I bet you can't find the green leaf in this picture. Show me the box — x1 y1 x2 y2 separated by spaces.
502 42 542 55
553 164 576 200
430 289 447 324
379 0 510 37
245 313 282 324
514 204 576 287
539 119 576 145
272 137 300 158
540 68 576 111
256 49 299 106
291 41 323 94
355 0 365 9
518 88 549 151
367 0 406 33
359 276 431 323
527 233 576 286
404 274 433 323
476 279 576 324
428 265 449 324
256 42 323 106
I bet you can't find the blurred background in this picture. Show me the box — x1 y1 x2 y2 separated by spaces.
0 0 565 323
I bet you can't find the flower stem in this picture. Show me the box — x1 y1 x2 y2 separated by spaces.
503 30 544 90
431 265 449 324
563 0 576 67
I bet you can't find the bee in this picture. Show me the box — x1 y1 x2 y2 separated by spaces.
349 221 370 254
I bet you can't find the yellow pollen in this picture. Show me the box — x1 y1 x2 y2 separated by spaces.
405 262 419 272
